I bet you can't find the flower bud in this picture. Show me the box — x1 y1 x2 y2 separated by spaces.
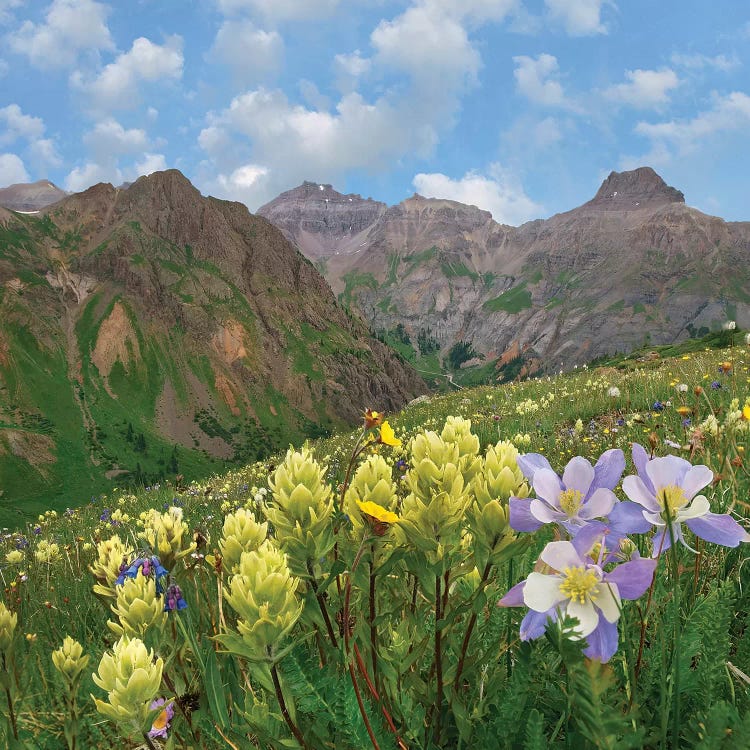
266 446 334 571
219 508 268 574
344 454 398 529
0 601 17 653
223 540 303 656
52 636 90 685
92 636 164 735
441 416 481 482
108 571 167 638
90 535 134 598
140 507 196 572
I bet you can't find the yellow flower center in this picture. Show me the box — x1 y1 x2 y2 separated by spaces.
658 484 689 515
559 488 583 516
559 565 599 604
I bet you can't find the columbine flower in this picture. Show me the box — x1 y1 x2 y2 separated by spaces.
621 443 750 554
509 450 625 535
378 421 401 447
498 540 656 661
148 698 174 739
356 500 398 536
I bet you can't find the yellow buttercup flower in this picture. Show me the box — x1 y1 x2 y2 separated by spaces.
743 405 750 421
378 421 401 447
356 500 399 535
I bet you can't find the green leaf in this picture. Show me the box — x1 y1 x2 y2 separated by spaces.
204 644 231 729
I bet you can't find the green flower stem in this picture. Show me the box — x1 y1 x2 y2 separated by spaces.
305 559 338 649
2 654 17 741
453 560 492 692
434 573 444 747
369 544 377 680
665 508 681 750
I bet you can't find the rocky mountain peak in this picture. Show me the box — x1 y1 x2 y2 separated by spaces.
586 167 685 211
0 179 68 212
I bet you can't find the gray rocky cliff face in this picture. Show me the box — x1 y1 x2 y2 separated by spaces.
0 180 68 211
258 168 750 375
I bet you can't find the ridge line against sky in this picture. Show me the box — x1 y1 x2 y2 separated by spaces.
0 0 749 225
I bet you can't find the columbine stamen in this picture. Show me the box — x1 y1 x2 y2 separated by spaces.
559 565 599 604
558 488 583 517
658 484 689 515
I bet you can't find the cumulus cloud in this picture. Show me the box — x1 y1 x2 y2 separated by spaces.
0 152 28 185
64 161 121 191
670 52 739 72
133 153 167 177
209 20 283 85
0 0 22 25
545 0 610 36
73 35 183 110
412 165 543 225
635 91 750 151
513 54 568 107
0 104 45 144
82 118 152 159
216 0 340 22
604 68 679 108
28 137 62 168
7 0 113 69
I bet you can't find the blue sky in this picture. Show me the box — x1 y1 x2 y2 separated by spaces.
1 0 749 224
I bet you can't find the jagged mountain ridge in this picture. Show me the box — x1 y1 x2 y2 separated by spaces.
258 167 750 376
0 170 424 521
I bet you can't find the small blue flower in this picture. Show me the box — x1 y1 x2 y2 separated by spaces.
164 583 187 612
652 401 664 412
711 381 721 390
682 417 691 427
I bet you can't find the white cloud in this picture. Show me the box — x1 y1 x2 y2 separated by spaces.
412 165 543 224
334 49 371 92
74 35 183 110
0 59 8 77
82 118 151 159
133 153 167 177
371 5 480 88
635 91 750 153
0 152 28 185
0 0 22 25
604 68 679 108
670 52 739 72
64 161 122 191
545 0 610 36
209 20 283 85
426 0 519 23
0 104 45 144
8 0 113 69
28 137 62 168
513 54 568 107
216 0 340 21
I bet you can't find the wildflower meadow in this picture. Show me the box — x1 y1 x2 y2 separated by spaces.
1 338 750 749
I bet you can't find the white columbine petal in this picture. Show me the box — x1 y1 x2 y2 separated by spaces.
579 488 616 520
523 572 567 612
645 455 689 496
595 582 622 623
565 599 599 637
540 540 583 571
533 468 564 506
530 498 566 524
676 494 710 521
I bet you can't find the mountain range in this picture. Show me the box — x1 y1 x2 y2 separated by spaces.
0 171 423 522
258 167 750 381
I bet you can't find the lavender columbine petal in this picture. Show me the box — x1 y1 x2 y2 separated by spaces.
498 580 526 607
685 513 750 548
605 558 657 599
651 526 675 557
562 456 595 497
571 521 610 558
509 497 544 532
520 609 555 641
583 618 619 663
631 443 654 493
517 453 553 480
592 448 626 492
579 488 616 520
609 500 653 534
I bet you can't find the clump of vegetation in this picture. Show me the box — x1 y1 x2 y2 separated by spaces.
1 339 749 748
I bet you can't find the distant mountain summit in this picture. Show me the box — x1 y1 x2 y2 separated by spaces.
0 170 423 517
0 179 68 211
258 167 750 379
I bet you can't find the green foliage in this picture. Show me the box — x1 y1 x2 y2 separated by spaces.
447 340 478 369
483 283 533 313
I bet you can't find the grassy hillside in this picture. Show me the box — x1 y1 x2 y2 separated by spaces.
0 337 748 748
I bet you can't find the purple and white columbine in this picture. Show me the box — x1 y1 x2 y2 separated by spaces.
622 443 750 555
499 538 656 662
509 450 625 536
